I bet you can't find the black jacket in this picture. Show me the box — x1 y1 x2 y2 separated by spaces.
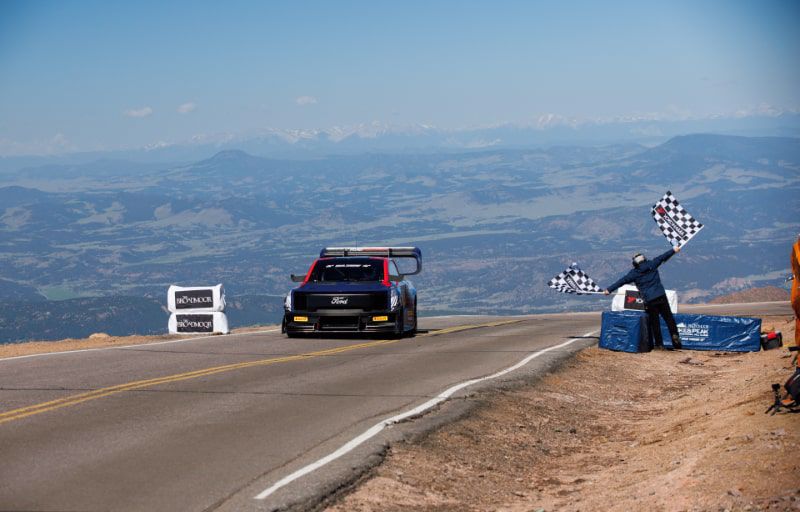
607 248 676 302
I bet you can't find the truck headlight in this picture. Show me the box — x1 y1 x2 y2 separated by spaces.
284 291 292 311
390 288 400 310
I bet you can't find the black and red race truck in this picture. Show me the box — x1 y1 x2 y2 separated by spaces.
282 247 421 337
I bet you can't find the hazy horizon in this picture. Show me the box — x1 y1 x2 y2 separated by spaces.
1 0 798 156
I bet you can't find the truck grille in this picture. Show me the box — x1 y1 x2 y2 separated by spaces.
295 292 387 312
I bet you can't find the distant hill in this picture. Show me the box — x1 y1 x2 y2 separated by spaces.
0 279 46 301
0 295 283 344
708 286 790 305
0 297 167 343
1 134 798 340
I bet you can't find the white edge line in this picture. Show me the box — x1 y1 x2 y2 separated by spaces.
253 328 599 501
0 328 281 363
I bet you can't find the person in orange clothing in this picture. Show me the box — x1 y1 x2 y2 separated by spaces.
792 233 800 350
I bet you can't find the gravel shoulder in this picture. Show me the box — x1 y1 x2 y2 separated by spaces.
0 325 277 359
327 314 799 512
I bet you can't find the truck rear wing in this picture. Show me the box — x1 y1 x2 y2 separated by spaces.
320 246 422 275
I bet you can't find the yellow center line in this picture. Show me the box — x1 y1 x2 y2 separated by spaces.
0 319 524 426
421 319 522 337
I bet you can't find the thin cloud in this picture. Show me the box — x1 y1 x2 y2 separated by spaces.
295 96 317 106
0 133 75 156
49 133 73 152
177 102 196 114
124 106 153 118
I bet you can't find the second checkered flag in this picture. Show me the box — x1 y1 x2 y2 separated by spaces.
548 263 604 295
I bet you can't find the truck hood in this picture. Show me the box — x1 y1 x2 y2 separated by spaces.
294 282 390 293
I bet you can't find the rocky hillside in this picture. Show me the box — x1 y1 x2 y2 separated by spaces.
709 286 790 304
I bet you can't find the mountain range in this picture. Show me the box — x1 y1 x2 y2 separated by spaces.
0 133 797 342
2 112 799 171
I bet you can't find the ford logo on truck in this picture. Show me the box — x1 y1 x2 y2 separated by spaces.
331 296 349 305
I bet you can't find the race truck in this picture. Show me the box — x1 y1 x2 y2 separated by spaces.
282 247 421 337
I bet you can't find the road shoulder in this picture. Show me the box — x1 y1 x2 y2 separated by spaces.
0 325 278 360
326 314 799 512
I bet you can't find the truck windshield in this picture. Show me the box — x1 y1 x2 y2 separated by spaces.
309 258 384 282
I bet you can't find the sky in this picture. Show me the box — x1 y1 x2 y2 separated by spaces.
0 0 798 155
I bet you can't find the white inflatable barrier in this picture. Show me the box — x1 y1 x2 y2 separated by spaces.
168 312 230 334
167 284 226 313
611 285 678 314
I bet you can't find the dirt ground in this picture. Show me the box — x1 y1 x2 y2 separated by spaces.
0 324 277 359
327 315 799 512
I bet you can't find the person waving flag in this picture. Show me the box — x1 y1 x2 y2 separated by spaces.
604 246 683 350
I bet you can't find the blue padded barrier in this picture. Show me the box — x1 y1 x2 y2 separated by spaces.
600 311 650 353
660 313 761 352
600 311 762 352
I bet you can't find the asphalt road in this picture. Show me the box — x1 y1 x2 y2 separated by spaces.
0 303 791 512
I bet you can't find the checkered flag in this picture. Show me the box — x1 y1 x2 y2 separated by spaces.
651 191 704 248
548 263 603 295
